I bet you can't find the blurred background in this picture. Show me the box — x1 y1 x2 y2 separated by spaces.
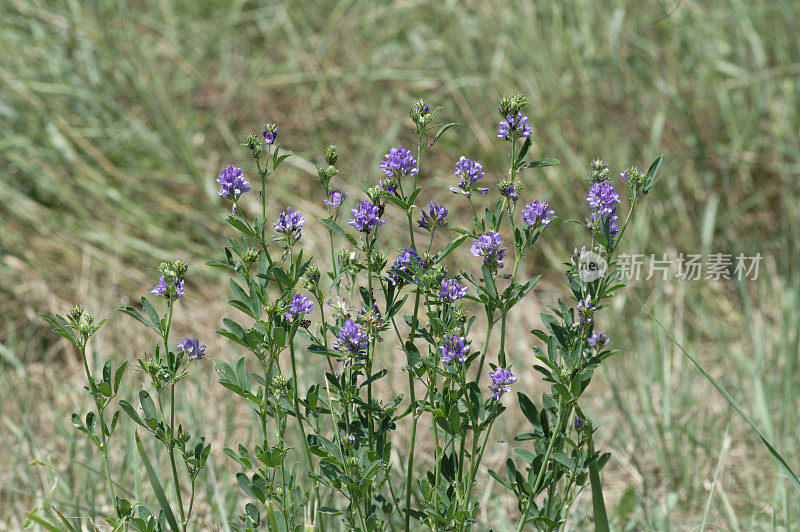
1 0 798 529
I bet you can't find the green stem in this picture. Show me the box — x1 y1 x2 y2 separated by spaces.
462 413 497 519
289 340 315 478
169 383 186 528
498 311 508 367
161 301 186 528
516 402 567 532
366 236 376 452
403 289 422 532
79 343 117 508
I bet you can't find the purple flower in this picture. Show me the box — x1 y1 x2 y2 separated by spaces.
470 230 505 270
379 180 396 194
273 207 305 241
620 165 642 181
324 189 347 209
440 334 471 363
262 123 278 145
348 201 384 233
417 202 448 231
451 156 488 196
216 165 251 214
439 279 467 301
574 415 584 431
587 182 620 216
379 147 419 178
177 337 206 360
332 319 370 356
498 180 518 200
522 201 555 227
489 366 517 400
388 248 421 287
587 330 609 347
284 292 313 321
497 113 532 140
577 295 597 327
587 182 620 236
151 277 185 299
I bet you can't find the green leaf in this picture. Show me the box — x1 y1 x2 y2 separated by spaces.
118 399 145 427
321 218 358 247
522 158 559 169
515 136 532 167
517 393 540 429
274 151 293 169
117 306 154 331
141 297 161 333
226 216 255 238
139 390 158 421
481 264 498 301
428 122 458 149
135 432 181 532
588 438 610 532
435 233 468 263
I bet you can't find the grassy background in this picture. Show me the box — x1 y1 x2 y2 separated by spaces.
1 0 798 529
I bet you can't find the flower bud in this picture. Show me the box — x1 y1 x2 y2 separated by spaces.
241 133 262 158
589 159 610 183
324 145 338 166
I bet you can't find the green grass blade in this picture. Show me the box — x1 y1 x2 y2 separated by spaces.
588 437 610 532
135 432 181 532
635 294 800 496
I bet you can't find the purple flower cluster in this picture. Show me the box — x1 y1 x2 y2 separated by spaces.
577 294 597 327
439 278 467 301
440 334 470 363
470 230 505 269
451 156 488 196
522 200 555 227
217 165 251 214
273 207 305 241
177 337 206 360
587 330 609 347
388 248 421 287
379 147 419 178
262 123 278 144
497 113 532 140
284 292 313 321
348 201 384 233
489 366 517 400
151 277 185 299
587 182 620 236
324 189 347 209
333 319 370 356
417 202 448 231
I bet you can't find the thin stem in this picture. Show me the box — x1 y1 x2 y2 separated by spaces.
516 402 567 532
169 383 186 528
184 477 197 528
403 289 422 532
462 409 497 519
498 311 508 367
610 201 637 257
79 343 117 507
160 300 186 527
289 340 315 478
